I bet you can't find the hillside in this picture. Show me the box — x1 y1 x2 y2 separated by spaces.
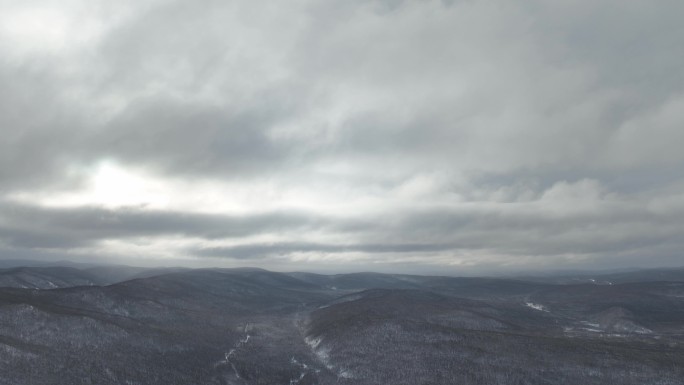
0 267 682 384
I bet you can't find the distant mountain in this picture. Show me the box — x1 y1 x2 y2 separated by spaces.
0 266 104 289
592 267 684 283
287 271 425 290
519 267 684 285
0 259 110 269
0 265 192 289
84 265 189 284
287 272 552 298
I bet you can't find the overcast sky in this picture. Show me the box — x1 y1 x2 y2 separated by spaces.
1 0 683 274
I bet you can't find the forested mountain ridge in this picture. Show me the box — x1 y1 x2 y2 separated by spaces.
0 266 682 384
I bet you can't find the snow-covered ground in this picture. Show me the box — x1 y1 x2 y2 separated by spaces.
289 357 317 385
525 302 550 312
305 336 354 379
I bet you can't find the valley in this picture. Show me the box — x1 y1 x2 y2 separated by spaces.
0 265 682 384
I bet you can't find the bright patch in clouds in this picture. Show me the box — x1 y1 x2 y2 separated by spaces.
11 162 171 209
0 7 70 49
0 5 104 55
87 162 170 208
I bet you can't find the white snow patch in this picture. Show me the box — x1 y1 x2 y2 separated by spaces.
305 336 333 370
289 357 312 385
305 336 322 350
525 302 549 312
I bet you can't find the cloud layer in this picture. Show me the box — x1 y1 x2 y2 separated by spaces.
1 0 683 273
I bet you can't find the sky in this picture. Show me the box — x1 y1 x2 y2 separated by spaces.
0 0 683 274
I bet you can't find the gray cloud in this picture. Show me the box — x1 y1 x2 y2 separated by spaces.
197 242 454 260
0 0 683 272
0 201 324 249
99 99 293 178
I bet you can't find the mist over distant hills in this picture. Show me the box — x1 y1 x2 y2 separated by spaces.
0 262 682 384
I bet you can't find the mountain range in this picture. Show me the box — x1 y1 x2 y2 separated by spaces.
0 263 682 384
